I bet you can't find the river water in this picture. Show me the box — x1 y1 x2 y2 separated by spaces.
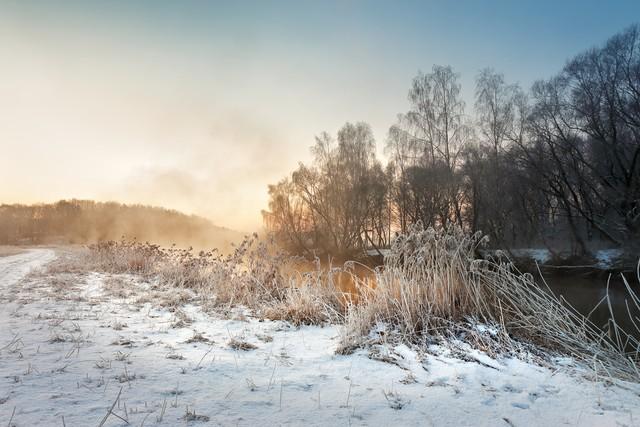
540 270 640 339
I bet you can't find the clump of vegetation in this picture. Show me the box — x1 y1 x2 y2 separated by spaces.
182 406 209 422
86 239 168 275
338 224 640 382
263 262 349 325
227 337 258 351
80 234 346 324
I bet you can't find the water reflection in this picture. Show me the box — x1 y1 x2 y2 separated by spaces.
540 271 640 339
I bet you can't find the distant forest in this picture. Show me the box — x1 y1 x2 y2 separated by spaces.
0 200 243 250
263 25 640 258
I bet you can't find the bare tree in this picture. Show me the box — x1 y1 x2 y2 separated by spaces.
471 69 525 243
264 122 388 257
520 25 640 251
386 66 469 230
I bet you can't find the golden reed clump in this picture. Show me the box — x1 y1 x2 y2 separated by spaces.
339 224 640 382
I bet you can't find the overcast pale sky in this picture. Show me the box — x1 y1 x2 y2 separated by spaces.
1 0 639 230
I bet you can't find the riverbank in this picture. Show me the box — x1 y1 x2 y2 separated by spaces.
491 247 638 274
1 249 639 426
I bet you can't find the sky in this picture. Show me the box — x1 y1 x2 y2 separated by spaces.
1 0 639 231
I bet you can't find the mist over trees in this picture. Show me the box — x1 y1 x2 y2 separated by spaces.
263 25 640 258
0 200 243 250
263 122 389 256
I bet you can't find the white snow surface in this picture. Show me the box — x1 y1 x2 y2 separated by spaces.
0 249 639 426
595 249 625 269
509 249 552 264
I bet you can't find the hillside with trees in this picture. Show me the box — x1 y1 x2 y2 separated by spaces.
0 200 243 250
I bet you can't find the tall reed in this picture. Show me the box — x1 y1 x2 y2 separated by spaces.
339 224 640 382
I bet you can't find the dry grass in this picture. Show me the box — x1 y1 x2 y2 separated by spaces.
41 246 91 275
338 224 640 382
338 226 496 348
227 337 258 351
263 285 336 326
61 226 640 382
263 264 347 325
69 234 346 324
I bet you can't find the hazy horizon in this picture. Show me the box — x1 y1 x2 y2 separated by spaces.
2 0 639 231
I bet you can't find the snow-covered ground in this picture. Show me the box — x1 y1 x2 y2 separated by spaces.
482 247 634 270
1 249 639 426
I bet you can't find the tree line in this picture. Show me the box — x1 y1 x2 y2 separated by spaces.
263 25 640 258
0 200 242 250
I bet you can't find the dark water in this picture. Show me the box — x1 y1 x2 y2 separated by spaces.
540 271 640 339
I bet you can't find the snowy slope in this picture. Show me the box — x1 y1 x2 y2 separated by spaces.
0 249 639 426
